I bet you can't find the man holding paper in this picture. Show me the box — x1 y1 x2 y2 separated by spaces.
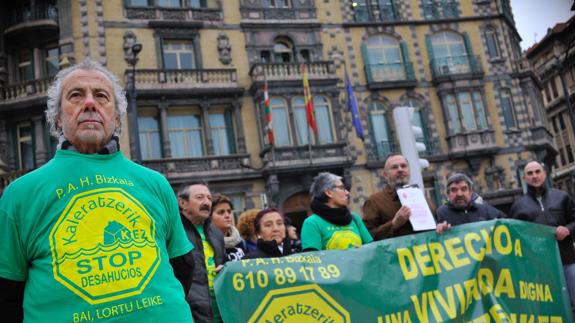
363 154 436 240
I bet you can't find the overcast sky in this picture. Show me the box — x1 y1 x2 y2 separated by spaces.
511 0 574 50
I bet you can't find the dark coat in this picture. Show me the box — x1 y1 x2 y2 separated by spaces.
181 215 226 323
509 187 575 265
437 200 505 226
244 238 293 259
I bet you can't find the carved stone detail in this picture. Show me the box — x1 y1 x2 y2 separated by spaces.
217 33 232 65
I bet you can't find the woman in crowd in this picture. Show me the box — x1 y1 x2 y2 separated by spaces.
301 172 373 251
244 208 293 259
210 194 247 261
236 209 259 253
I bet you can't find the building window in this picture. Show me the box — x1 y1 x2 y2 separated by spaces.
266 0 291 8
188 0 206 7
16 50 34 82
567 145 575 164
352 0 398 22
292 96 334 145
484 27 501 59
126 0 151 6
273 38 293 63
138 115 162 160
430 31 470 75
543 84 551 103
158 0 182 7
352 0 370 22
17 123 34 170
500 88 517 129
162 40 196 69
44 46 59 77
422 0 458 19
368 102 394 158
270 98 292 146
404 98 430 149
209 111 236 155
443 91 487 134
168 112 204 158
559 113 566 130
362 35 405 82
549 78 559 98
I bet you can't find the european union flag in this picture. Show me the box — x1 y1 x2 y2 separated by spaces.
345 71 364 141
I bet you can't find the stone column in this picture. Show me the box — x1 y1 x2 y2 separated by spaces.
32 116 48 166
159 100 171 158
201 101 213 156
233 100 246 154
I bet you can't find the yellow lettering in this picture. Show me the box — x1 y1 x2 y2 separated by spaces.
514 239 523 257
465 232 485 261
495 269 515 298
444 237 471 268
429 242 453 274
56 188 64 199
477 268 494 296
494 225 512 255
398 248 418 280
413 245 435 277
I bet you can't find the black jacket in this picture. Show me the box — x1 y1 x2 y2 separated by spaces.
437 200 505 226
509 186 575 265
244 238 293 259
181 215 226 323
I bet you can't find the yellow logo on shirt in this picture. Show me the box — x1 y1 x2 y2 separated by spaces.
49 188 159 304
325 231 362 250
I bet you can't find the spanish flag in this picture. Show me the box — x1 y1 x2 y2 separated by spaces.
301 64 317 134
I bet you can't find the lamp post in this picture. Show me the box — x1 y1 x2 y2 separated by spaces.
128 43 142 162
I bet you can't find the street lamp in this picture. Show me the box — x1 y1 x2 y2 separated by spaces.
128 43 142 162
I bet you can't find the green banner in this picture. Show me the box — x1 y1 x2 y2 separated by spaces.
214 219 572 322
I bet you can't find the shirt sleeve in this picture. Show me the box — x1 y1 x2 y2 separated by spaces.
300 217 322 251
354 214 373 244
162 181 193 258
0 193 28 281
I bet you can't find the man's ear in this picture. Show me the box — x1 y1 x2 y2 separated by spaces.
324 189 334 200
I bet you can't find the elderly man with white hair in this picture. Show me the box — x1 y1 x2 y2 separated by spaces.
0 60 194 322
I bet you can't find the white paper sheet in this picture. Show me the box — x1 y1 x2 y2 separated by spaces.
396 186 436 231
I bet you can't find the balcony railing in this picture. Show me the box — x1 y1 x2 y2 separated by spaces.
447 130 498 156
250 61 336 83
142 154 251 176
125 6 222 21
240 6 316 20
261 142 350 168
0 77 53 103
430 55 483 79
365 62 415 83
353 4 399 22
132 69 238 90
422 2 458 19
5 5 58 28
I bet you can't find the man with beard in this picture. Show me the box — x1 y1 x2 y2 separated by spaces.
178 181 226 322
509 161 575 317
363 154 436 240
435 173 504 233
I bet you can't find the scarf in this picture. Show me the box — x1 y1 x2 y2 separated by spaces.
58 135 120 154
310 199 352 226
224 226 243 249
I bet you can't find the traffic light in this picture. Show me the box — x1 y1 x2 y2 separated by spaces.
392 106 430 189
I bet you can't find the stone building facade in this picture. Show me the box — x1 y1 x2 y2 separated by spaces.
0 0 555 227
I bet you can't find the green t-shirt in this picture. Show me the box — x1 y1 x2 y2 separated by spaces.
301 213 374 251
0 150 194 322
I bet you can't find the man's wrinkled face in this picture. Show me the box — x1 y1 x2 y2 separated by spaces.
524 162 546 188
448 181 473 208
180 184 212 222
383 155 410 187
58 69 118 150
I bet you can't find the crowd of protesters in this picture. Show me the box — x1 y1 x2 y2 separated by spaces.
1 60 574 322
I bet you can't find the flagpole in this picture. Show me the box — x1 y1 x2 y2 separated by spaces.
307 119 313 165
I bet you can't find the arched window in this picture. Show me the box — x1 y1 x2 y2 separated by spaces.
484 27 501 59
270 98 292 146
403 98 429 147
273 38 294 63
368 102 393 158
292 97 311 145
430 31 470 74
500 88 517 129
363 35 405 81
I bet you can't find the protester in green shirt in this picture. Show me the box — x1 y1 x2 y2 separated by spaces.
301 172 373 251
0 60 194 322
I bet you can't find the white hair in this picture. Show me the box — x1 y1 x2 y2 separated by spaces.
310 172 342 203
45 59 128 137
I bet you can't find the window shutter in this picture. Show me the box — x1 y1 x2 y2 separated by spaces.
224 109 237 154
361 42 372 82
